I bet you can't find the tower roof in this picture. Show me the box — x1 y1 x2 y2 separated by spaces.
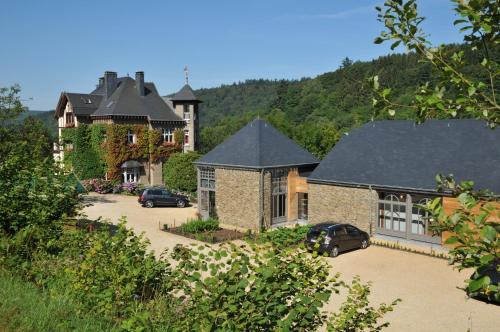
171 84 200 102
195 119 319 169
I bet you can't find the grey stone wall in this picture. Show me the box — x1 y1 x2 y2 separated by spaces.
308 183 378 234
215 168 261 231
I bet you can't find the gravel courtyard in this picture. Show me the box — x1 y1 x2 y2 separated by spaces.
83 193 500 332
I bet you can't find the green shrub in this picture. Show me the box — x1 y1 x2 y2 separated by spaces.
178 218 219 234
64 219 172 321
170 243 340 331
249 224 311 249
162 151 202 193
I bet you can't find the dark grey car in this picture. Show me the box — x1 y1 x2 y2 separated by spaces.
138 188 188 208
305 222 369 257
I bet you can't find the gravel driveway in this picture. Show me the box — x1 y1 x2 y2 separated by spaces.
83 193 500 332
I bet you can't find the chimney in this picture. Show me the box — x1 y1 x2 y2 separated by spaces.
104 71 117 98
135 71 144 96
98 77 104 88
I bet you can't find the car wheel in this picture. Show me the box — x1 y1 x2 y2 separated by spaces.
330 246 339 258
145 200 154 208
361 239 368 249
177 200 186 208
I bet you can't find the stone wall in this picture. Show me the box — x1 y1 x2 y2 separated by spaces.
150 161 163 185
215 168 261 231
308 183 378 234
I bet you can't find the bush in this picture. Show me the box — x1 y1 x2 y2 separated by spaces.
65 219 172 321
178 218 219 234
249 224 311 249
121 182 137 195
162 151 202 193
89 178 113 194
170 243 339 331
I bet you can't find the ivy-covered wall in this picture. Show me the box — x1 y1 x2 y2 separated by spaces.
62 124 182 182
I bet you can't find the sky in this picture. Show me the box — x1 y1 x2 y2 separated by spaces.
0 0 464 110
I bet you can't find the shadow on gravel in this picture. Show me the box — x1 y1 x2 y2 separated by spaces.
76 218 119 235
82 195 117 204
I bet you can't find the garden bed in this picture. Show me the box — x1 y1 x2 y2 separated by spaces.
165 227 244 243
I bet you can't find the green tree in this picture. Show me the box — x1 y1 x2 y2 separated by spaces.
373 0 499 302
163 151 202 192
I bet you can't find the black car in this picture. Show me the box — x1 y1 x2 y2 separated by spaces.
305 222 369 257
138 188 188 208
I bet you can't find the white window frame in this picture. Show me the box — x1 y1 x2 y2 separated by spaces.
184 129 189 145
123 167 139 183
162 128 173 143
127 130 137 144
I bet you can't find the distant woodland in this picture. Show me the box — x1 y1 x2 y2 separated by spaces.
25 43 496 158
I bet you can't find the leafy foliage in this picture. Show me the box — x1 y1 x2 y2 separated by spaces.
170 242 339 331
249 224 311 249
162 151 202 192
427 177 499 302
327 276 401 332
62 124 181 182
64 220 173 320
373 0 499 125
178 218 219 234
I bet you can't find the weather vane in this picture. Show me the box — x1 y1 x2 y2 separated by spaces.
184 66 189 85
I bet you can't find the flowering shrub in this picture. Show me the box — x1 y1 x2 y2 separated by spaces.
89 178 113 194
121 182 138 195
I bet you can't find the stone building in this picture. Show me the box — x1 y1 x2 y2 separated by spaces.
196 119 500 246
54 70 200 185
194 119 319 231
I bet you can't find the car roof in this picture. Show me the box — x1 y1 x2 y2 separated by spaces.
310 222 346 230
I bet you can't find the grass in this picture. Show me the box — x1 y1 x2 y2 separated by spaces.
177 218 219 234
0 271 118 332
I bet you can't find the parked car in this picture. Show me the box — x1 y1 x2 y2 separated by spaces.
305 222 369 257
138 188 189 208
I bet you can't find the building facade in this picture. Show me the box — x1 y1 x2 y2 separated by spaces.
54 71 201 185
196 119 500 246
194 119 319 231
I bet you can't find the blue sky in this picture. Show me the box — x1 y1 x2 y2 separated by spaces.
1 0 464 110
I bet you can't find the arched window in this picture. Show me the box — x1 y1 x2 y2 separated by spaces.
127 130 136 144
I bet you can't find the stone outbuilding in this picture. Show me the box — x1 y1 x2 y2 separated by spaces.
194 119 319 231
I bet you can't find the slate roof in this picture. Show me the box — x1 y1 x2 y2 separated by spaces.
65 93 103 116
308 120 500 193
91 77 182 122
195 119 319 169
170 84 199 101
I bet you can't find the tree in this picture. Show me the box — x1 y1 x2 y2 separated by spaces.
163 151 202 192
373 0 499 302
340 57 354 69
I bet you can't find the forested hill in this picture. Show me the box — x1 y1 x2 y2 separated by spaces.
13 110 57 138
196 43 493 156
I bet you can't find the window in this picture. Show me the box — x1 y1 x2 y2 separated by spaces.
200 168 215 189
271 169 287 224
162 128 173 143
66 112 74 125
161 190 171 197
183 105 191 122
127 130 136 144
123 167 139 183
346 225 360 236
184 129 189 145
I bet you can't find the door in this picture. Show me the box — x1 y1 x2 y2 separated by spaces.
345 225 362 249
161 190 176 206
334 226 349 251
298 193 308 221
